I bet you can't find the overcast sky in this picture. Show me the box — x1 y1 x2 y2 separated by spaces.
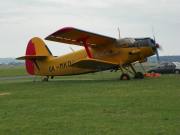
0 0 180 58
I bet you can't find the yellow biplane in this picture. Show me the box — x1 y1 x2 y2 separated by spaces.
17 27 160 81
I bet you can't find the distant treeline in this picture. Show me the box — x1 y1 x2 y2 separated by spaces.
0 56 180 65
0 58 24 65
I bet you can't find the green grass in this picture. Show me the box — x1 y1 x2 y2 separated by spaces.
0 65 26 77
0 69 180 135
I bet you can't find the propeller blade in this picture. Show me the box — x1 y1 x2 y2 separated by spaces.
152 29 161 63
156 49 160 63
158 45 163 50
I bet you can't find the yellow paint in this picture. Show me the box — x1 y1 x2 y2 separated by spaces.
17 34 155 77
32 37 51 56
33 41 154 76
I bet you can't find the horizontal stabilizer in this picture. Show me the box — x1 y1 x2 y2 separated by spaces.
16 55 47 60
71 58 118 70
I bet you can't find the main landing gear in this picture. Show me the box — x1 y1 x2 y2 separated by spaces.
120 73 131 80
119 64 144 80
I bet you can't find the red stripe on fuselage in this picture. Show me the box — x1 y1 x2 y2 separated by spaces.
25 40 36 75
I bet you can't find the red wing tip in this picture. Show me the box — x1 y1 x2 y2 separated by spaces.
45 27 75 40
59 27 74 32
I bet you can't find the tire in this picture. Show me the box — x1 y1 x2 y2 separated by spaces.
42 76 49 82
120 73 130 80
134 72 144 79
175 70 180 74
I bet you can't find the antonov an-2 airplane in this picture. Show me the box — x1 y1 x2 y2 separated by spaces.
17 27 160 81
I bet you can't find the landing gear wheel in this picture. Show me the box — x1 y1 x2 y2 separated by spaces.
175 70 180 74
134 72 144 79
120 73 130 80
42 76 49 82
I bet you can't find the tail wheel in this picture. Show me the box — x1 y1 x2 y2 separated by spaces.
42 76 49 82
134 72 144 79
120 73 130 80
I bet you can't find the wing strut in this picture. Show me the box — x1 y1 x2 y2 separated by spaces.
77 37 93 58
83 40 93 58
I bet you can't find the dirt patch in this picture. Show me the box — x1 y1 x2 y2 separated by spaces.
0 92 11 96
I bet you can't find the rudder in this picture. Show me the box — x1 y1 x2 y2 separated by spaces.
21 37 52 75
26 37 52 56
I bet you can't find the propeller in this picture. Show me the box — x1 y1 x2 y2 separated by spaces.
156 48 160 63
153 35 160 63
152 27 161 64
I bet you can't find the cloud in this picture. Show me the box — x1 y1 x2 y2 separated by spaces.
0 0 180 57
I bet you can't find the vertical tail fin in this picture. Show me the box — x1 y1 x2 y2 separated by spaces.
26 37 52 56
18 37 52 75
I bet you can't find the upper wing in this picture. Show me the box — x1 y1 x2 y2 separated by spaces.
45 27 116 47
71 58 118 70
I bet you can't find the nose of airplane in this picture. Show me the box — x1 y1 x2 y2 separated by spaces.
155 43 162 50
156 43 160 48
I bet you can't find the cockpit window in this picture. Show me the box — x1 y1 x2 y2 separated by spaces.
133 38 155 47
150 39 155 44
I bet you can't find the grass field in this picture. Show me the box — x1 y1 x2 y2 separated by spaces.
0 67 180 135
0 65 26 77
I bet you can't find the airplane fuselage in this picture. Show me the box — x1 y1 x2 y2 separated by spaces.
35 44 154 76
